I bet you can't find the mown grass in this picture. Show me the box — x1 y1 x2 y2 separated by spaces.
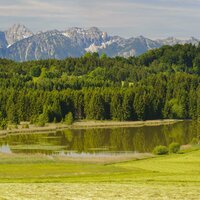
0 182 200 200
0 147 199 199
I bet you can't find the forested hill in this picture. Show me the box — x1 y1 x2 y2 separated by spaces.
0 43 200 127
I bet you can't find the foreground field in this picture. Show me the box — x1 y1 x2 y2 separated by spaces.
0 147 199 199
0 182 199 200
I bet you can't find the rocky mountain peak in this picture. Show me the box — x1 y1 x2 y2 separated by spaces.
0 24 200 61
5 24 33 46
62 27 110 47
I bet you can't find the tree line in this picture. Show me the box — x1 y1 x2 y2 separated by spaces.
1 43 200 127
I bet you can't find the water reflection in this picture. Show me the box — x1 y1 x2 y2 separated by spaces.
0 121 198 155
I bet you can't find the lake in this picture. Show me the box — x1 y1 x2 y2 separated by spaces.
0 120 198 155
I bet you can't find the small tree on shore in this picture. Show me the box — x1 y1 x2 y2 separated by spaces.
37 113 48 127
65 112 74 125
0 119 7 130
0 112 7 130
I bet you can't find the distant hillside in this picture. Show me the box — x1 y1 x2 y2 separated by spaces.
0 43 200 125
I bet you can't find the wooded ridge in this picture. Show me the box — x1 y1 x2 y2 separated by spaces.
0 43 200 128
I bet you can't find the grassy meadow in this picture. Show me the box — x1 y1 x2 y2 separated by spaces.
0 146 199 199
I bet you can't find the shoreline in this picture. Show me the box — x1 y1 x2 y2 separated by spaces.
0 119 183 136
72 119 183 129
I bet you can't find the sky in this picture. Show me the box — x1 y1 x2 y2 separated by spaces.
0 0 200 39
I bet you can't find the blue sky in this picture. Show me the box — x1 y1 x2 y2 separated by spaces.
0 0 200 39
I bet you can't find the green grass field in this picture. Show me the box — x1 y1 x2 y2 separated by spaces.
0 147 199 199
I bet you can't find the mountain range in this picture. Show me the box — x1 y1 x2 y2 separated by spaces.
0 24 199 62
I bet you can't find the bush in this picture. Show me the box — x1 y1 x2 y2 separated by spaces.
37 121 45 127
30 115 38 124
53 117 57 123
0 119 7 130
190 137 199 145
65 112 74 125
37 114 47 127
169 142 180 153
153 145 169 155
22 124 29 129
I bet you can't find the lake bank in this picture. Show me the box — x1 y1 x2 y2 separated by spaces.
0 119 183 136
72 119 182 129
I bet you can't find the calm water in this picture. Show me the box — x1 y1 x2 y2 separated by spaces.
0 121 199 155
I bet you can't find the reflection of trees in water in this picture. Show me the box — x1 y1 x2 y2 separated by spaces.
82 129 108 152
71 134 84 152
57 122 200 152
162 121 197 145
0 134 43 145
110 128 124 151
163 123 184 144
121 128 134 151
132 129 145 152
0 121 198 154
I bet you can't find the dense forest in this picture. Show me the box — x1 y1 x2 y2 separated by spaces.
1 43 200 127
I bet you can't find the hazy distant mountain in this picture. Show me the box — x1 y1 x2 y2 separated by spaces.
157 36 199 46
7 30 84 61
0 31 7 49
89 36 162 57
5 24 33 46
0 24 199 61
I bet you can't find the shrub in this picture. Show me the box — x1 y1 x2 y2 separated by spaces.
0 119 7 130
22 124 29 129
169 142 180 153
37 114 47 127
53 117 57 123
153 145 169 155
30 115 38 124
65 112 74 125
